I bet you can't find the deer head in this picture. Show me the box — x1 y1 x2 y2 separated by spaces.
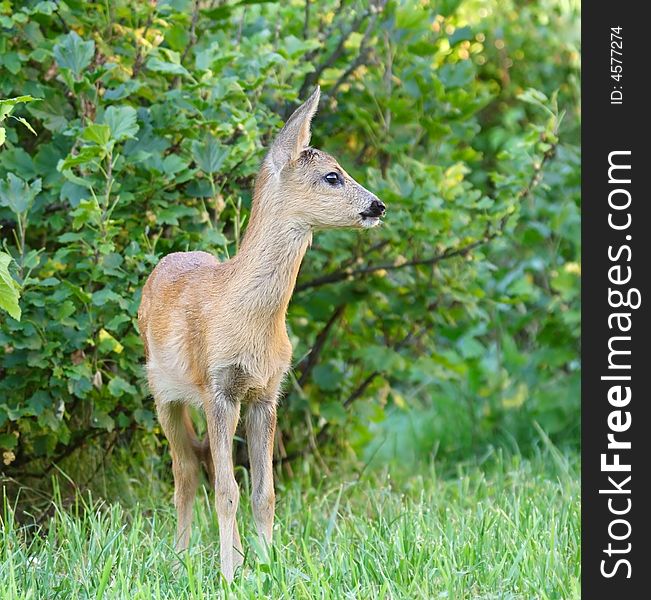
256 86 386 229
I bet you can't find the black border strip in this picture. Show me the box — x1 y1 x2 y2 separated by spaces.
582 4 649 596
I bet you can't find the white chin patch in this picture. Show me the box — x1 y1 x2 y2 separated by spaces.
360 216 381 228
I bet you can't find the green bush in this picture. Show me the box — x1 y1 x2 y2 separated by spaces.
0 0 579 476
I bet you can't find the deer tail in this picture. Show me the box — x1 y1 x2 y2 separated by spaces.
182 407 214 487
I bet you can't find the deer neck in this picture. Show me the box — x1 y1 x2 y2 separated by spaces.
232 208 312 321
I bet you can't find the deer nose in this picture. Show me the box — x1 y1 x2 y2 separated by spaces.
372 200 386 215
367 199 386 217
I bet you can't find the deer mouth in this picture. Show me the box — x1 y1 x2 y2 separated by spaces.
359 200 386 227
359 214 382 228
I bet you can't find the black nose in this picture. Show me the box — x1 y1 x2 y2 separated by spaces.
362 200 387 217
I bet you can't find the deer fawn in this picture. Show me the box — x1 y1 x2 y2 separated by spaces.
137 86 385 582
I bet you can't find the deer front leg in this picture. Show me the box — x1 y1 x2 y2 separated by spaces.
203 390 241 583
246 399 277 545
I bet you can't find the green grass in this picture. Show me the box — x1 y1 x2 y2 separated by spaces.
1 450 580 599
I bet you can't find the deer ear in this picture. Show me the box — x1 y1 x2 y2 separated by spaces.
267 86 320 175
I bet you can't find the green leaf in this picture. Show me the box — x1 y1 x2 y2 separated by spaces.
53 31 95 77
92 288 124 307
82 123 111 146
51 300 75 321
192 137 228 174
134 408 155 430
0 147 36 179
10 116 37 136
98 328 124 354
25 91 67 132
102 106 139 141
518 88 549 106
146 50 189 76
104 81 142 101
27 1 57 16
0 173 42 215
551 268 579 301
38 277 59 287
438 61 474 89
0 252 21 320
91 411 115 431
204 228 228 247
277 35 320 59
1 95 37 129
108 376 137 398
517 88 555 118
354 347 406 372
157 205 198 226
71 198 102 229
458 336 484 359
312 363 341 391
60 181 89 206
0 95 36 111
161 154 187 177
147 58 188 75
0 433 18 450
27 391 51 416
58 145 104 170
449 26 473 45
105 314 131 331
319 401 347 423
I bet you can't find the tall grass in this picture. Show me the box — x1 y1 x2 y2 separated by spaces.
1 449 579 599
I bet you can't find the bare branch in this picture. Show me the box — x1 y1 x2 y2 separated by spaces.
298 1 385 99
296 237 486 292
342 370 380 409
297 304 347 387
303 0 311 39
180 0 200 64
133 2 157 78
170 0 200 89
327 46 373 99
326 0 387 99
296 139 558 293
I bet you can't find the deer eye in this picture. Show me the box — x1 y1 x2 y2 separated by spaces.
324 172 342 186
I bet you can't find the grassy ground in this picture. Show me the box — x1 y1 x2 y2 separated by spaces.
1 448 580 599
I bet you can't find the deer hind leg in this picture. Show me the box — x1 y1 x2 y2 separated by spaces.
156 400 200 552
203 390 241 583
246 399 277 546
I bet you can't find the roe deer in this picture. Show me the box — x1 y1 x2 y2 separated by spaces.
137 86 385 582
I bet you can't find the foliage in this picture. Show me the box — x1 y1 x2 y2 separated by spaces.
1 450 580 598
0 0 580 475
0 96 38 322
0 95 37 150
0 250 21 321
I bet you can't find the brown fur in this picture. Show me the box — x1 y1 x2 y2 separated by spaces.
137 87 385 582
